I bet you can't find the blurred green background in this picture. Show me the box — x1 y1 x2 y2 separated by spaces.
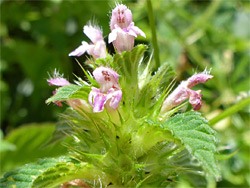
0 0 249 187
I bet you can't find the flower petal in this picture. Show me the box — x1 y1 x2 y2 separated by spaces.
88 87 107 113
47 78 70 87
93 93 107 113
108 29 118 43
69 41 89 57
113 32 134 53
107 88 122 109
188 89 202 111
129 25 146 38
88 87 101 107
110 4 133 30
186 73 213 88
87 41 106 59
93 67 119 92
84 25 103 44
127 28 138 37
161 85 189 113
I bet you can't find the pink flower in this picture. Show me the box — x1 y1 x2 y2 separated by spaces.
47 78 70 87
108 4 146 53
110 4 133 30
47 76 70 107
88 67 122 113
69 24 106 59
161 72 213 113
186 73 213 88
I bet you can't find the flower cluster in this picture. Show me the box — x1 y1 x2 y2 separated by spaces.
48 4 143 113
48 4 213 114
65 4 145 113
69 4 145 58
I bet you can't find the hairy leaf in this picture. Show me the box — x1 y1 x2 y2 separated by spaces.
46 84 90 104
0 157 100 188
163 111 221 181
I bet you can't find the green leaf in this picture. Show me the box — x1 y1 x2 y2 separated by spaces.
112 44 147 85
163 111 221 181
136 62 175 113
0 130 16 153
215 149 239 161
112 44 147 108
0 123 68 176
0 157 100 188
46 84 90 104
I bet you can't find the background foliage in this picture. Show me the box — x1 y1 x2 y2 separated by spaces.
0 0 249 187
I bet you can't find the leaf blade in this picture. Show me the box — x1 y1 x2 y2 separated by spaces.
163 111 221 181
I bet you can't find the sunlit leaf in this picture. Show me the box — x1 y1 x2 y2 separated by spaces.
163 111 221 181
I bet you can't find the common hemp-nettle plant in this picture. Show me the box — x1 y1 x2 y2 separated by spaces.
1 3 221 188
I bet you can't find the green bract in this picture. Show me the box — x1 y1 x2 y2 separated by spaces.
0 45 221 187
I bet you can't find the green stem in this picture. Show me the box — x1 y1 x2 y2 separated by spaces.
209 97 250 126
146 0 160 70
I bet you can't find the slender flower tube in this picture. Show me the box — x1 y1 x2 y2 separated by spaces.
161 72 213 113
108 4 146 53
69 24 106 59
88 67 122 113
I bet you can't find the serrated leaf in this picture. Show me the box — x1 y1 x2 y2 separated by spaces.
0 157 101 188
0 157 68 188
46 84 90 104
163 111 221 181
